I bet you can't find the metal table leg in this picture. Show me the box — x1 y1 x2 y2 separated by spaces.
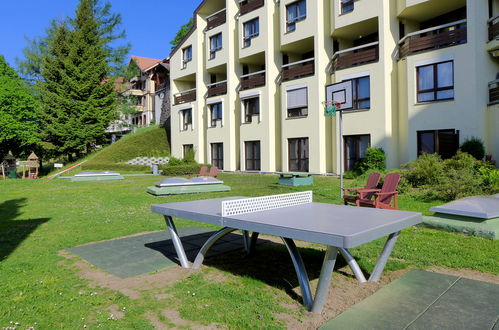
339 248 367 283
369 231 400 282
192 227 236 269
249 232 259 254
311 246 339 313
242 230 250 254
281 237 313 311
164 216 190 269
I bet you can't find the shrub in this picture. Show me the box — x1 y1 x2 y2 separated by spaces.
460 137 485 160
165 156 196 167
402 153 444 187
478 161 499 189
82 162 150 172
355 148 386 174
161 164 210 176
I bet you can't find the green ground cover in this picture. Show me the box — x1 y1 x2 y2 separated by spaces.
0 174 497 328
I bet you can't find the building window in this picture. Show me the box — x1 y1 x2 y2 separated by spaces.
209 33 222 59
183 144 194 158
181 109 192 131
211 143 224 169
243 97 260 123
341 0 354 14
182 46 192 68
417 61 454 103
344 135 370 171
288 137 309 172
287 87 308 117
286 0 306 32
352 76 370 110
210 103 223 127
243 18 259 47
245 141 261 171
417 129 459 159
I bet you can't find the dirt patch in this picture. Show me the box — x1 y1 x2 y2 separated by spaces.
162 309 220 329
59 250 190 299
107 304 125 320
427 266 499 284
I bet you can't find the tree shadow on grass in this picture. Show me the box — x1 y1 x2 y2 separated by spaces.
0 198 50 261
203 240 368 304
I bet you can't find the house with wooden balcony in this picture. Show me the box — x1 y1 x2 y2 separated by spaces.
168 0 499 174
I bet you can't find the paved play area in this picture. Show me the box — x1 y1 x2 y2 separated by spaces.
321 270 499 330
66 226 249 278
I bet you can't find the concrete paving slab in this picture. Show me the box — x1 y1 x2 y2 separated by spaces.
320 270 499 330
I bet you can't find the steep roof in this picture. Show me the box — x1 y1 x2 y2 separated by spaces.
130 56 162 71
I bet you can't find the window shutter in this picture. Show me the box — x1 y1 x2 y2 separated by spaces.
287 88 307 109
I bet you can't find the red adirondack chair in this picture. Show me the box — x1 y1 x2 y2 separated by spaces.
356 173 400 210
343 172 381 206
208 166 218 178
197 165 208 177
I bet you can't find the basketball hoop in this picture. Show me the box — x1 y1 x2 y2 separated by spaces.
322 100 341 117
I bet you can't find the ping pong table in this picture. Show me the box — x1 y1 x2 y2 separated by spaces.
151 191 421 313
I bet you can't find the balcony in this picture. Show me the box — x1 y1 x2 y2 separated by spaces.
282 58 314 82
240 0 264 16
174 88 196 105
489 79 499 105
240 70 266 90
332 42 379 72
206 9 226 31
207 80 227 97
487 16 499 57
399 20 467 59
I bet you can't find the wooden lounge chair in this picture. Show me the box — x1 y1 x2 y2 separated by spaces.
208 166 218 178
356 173 400 210
343 172 381 206
197 165 208 177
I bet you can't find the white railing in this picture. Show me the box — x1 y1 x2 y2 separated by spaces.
207 80 227 88
206 8 226 21
332 41 379 59
174 87 196 97
240 70 266 79
282 57 315 69
487 14 499 23
398 19 467 45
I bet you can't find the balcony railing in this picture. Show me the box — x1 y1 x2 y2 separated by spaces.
206 9 226 31
207 80 227 97
174 88 196 105
240 70 266 90
332 42 379 72
398 19 467 59
488 15 499 41
239 0 264 15
282 58 315 82
489 79 499 105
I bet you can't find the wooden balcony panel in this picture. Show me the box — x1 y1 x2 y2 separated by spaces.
206 11 226 31
174 90 196 105
335 47 378 71
207 82 227 97
240 0 264 15
404 27 467 56
282 63 314 81
241 74 265 90
489 21 499 41
489 85 499 103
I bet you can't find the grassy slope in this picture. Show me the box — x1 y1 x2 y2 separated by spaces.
82 126 170 171
0 174 497 328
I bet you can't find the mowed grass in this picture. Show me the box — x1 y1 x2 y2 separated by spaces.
0 174 497 328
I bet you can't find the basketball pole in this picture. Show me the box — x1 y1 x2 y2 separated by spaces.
339 109 343 198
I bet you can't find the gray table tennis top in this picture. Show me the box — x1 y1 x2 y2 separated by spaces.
152 197 422 249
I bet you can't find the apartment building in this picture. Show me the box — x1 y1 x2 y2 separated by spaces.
169 0 499 174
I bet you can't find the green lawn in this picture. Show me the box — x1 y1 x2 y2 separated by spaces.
0 174 497 328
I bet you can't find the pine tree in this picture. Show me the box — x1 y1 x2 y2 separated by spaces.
0 55 39 159
37 0 118 160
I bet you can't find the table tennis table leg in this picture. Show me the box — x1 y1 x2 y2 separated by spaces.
164 216 190 269
339 248 367 283
249 232 259 254
192 227 237 270
311 246 339 314
369 231 400 282
242 230 250 254
281 237 313 311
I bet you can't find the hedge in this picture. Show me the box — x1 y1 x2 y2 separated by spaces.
161 164 211 176
81 162 151 172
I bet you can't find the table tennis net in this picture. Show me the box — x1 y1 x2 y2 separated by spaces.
222 191 313 217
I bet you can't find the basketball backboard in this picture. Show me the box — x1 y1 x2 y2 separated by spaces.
325 80 353 110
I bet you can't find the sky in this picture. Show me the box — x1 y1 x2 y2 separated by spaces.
0 0 200 69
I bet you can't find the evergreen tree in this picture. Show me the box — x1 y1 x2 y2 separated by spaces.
37 0 118 160
0 55 39 159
